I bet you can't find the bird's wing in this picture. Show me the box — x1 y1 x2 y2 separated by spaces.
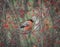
20 21 29 28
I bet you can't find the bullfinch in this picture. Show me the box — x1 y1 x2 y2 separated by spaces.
20 19 34 31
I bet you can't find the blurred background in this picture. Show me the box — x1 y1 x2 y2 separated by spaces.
0 0 60 47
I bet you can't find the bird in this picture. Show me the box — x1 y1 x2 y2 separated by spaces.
20 19 34 31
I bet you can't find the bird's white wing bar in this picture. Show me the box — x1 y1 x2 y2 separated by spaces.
20 21 29 28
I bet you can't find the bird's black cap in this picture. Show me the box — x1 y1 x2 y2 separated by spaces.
27 19 34 23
